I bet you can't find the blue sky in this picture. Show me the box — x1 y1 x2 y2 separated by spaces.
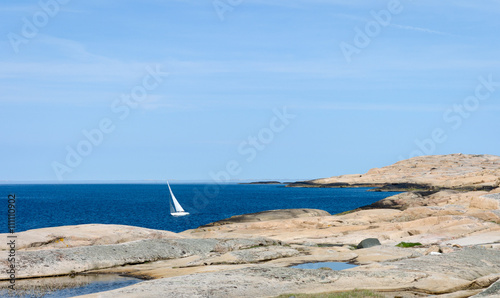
1 0 499 182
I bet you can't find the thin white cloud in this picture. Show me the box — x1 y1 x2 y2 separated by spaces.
451 0 500 13
0 5 37 12
137 96 200 112
293 101 500 113
0 35 153 83
37 35 125 63
0 60 145 82
330 13 367 22
391 24 454 36
246 0 368 8
295 102 448 112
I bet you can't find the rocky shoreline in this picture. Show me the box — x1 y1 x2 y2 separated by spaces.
287 154 500 192
239 181 283 185
1 154 500 297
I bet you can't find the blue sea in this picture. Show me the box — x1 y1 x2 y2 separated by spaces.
1 184 398 234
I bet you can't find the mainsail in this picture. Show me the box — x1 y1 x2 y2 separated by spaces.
167 181 188 216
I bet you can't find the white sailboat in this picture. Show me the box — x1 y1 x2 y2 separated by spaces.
167 181 189 216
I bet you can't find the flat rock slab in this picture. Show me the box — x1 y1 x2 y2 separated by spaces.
76 266 429 298
473 279 500 297
0 224 183 251
447 231 500 246
483 193 500 200
354 245 423 264
76 248 500 297
382 247 500 281
0 238 279 280
200 209 331 227
188 246 301 266
477 193 500 209
359 192 425 211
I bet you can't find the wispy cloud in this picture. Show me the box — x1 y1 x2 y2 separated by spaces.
36 35 141 66
238 0 369 9
0 4 37 12
293 101 500 113
450 0 500 13
330 13 367 22
137 96 201 112
295 102 449 112
391 24 455 36
0 35 152 82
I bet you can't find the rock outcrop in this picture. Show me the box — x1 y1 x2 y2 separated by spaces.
474 279 500 297
200 208 331 227
2 154 500 297
5 224 183 251
77 248 500 297
2 190 499 297
288 154 500 191
239 181 282 185
0 237 280 279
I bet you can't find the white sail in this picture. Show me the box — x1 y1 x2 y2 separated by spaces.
169 194 175 214
167 181 189 216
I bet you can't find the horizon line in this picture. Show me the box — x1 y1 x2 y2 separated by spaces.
0 178 315 185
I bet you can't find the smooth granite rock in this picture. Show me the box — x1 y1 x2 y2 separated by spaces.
0 238 280 280
288 154 500 191
76 248 500 298
4 155 500 298
200 208 331 227
473 278 500 297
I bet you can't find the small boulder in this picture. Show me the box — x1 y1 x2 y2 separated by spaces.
357 238 381 249
425 245 440 255
439 246 455 254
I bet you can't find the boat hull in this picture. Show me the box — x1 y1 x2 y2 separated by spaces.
170 212 190 217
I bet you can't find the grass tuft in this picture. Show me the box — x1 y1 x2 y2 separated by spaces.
395 242 422 248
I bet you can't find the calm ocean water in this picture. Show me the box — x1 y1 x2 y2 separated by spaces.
1 184 399 233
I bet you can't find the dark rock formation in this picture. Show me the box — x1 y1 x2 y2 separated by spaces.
239 181 282 185
357 238 381 249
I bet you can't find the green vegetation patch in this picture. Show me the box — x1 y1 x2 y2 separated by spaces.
396 242 422 248
275 289 385 298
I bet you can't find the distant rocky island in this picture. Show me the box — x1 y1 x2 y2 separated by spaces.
239 181 282 185
2 154 499 297
287 153 500 192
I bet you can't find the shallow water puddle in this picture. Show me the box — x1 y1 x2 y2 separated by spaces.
291 262 358 270
0 274 142 297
